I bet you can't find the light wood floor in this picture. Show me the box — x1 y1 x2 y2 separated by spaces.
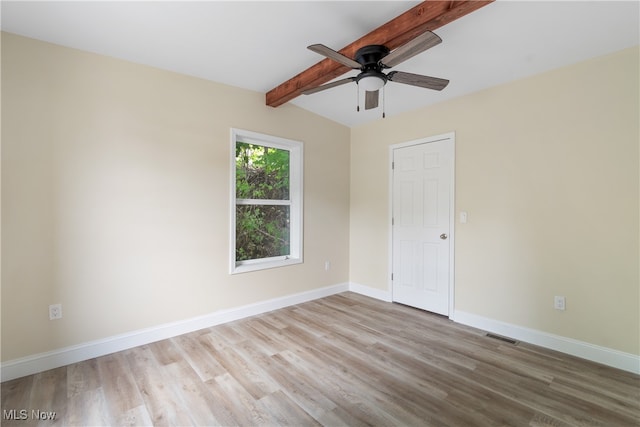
2 292 639 426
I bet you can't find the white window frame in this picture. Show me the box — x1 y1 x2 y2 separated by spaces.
230 128 303 274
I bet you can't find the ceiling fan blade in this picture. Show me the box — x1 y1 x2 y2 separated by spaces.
365 90 379 110
302 77 356 95
307 44 362 69
380 31 442 68
387 71 449 91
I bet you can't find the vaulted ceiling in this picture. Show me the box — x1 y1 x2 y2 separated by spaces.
2 1 638 127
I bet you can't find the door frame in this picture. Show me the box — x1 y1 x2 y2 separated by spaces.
388 132 456 318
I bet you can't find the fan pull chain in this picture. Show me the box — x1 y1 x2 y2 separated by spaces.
382 86 386 119
356 84 360 112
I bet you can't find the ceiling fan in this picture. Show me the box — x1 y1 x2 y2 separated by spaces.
302 31 449 112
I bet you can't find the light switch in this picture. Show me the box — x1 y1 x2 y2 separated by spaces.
460 211 468 224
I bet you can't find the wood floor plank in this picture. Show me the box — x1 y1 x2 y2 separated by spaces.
96 352 145 420
529 412 576 427
200 376 243 426
64 387 110 426
171 332 227 382
148 337 183 366
466 355 634 426
162 359 222 425
2 292 638 426
28 366 66 426
550 374 640 415
199 332 280 400
236 318 290 355
123 345 194 426
1 375 34 426
210 372 274 426
258 390 321 427
265 352 337 420
66 358 100 399
113 404 154 427
316 404 377 427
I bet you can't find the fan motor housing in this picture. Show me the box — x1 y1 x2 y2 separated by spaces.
355 45 390 70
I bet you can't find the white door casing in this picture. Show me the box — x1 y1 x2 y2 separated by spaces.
390 133 454 316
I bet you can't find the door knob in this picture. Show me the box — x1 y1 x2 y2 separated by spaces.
440 233 448 240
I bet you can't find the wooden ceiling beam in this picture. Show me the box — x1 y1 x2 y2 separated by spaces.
266 0 494 108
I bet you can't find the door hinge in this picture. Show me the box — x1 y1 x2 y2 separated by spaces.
392 161 394 170
391 273 394 281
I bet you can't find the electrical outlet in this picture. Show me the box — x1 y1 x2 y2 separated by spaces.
554 296 566 311
49 304 62 320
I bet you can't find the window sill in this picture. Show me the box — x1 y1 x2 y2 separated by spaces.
230 256 302 274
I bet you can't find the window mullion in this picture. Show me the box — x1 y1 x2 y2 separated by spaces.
236 199 291 206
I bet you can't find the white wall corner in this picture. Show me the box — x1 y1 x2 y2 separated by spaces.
349 282 392 302
1 283 349 382
454 310 640 375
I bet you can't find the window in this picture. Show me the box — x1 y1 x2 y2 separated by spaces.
230 129 303 274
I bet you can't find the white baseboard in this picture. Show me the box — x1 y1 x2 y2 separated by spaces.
454 310 640 375
348 282 392 302
1 283 349 382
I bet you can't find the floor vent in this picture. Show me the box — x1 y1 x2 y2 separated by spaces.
486 333 519 345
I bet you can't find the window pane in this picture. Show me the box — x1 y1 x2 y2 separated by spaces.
235 205 290 261
236 142 290 200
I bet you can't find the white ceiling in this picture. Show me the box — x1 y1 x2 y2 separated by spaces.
2 1 638 127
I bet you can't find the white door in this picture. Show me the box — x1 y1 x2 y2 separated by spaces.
392 136 453 315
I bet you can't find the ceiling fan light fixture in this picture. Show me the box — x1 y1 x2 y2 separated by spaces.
358 74 386 92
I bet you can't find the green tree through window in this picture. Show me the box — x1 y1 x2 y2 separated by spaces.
235 142 291 262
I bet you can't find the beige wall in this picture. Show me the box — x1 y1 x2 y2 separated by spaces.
350 46 639 355
1 33 351 361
